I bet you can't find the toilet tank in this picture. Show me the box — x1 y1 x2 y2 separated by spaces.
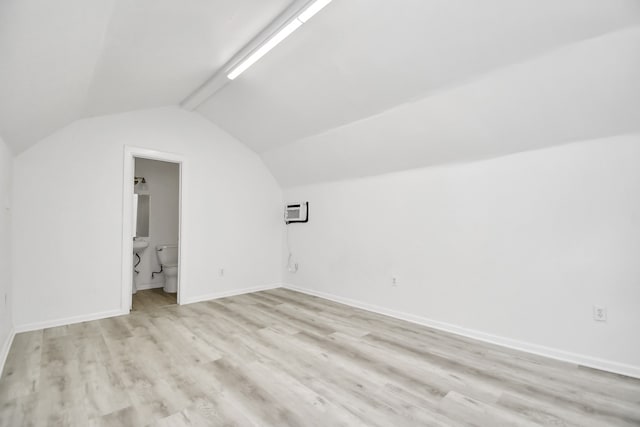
156 244 178 266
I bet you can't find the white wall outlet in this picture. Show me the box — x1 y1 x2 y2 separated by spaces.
593 305 607 322
219 268 224 277
392 277 398 286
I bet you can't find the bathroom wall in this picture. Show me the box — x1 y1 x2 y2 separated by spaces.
0 136 13 367
12 107 283 329
284 133 640 377
133 158 179 290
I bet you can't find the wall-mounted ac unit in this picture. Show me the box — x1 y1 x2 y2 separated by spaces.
285 202 309 224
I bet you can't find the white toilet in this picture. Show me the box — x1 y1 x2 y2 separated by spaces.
156 244 179 293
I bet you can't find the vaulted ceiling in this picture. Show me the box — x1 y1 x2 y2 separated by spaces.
1 0 639 186
0 0 293 153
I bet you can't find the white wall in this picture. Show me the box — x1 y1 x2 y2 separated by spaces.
0 137 13 359
284 134 640 377
133 158 179 290
12 107 283 328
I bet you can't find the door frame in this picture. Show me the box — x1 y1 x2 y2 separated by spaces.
121 146 186 312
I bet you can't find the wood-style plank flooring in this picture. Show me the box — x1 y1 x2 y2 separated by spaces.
0 288 639 426
132 288 177 312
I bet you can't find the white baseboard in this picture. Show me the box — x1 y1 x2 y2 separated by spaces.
15 308 128 333
181 283 283 305
282 284 640 379
13 283 282 333
135 283 164 291
0 327 15 377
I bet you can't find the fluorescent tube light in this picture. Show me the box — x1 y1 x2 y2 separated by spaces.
227 18 303 80
298 0 333 23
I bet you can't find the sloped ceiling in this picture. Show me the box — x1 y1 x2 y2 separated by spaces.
1 0 639 187
0 0 293 153
196 0 640 186
262 27 640 186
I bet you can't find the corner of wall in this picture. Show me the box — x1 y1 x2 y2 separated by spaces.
0 327 15 377
0 136 15 376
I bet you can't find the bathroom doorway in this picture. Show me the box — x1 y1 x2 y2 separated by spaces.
122 147 185 313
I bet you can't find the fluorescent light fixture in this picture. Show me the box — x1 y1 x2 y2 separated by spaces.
226 0 334 80
298 0 333 23
227 18 303 80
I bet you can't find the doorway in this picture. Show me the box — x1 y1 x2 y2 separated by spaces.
122 147 185 313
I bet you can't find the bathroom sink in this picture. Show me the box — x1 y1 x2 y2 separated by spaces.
133 240 149 254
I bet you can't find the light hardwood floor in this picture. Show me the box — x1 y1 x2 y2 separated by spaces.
0 288 639 426
132 288 177 312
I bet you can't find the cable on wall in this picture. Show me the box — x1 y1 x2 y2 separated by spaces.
285 223 299 273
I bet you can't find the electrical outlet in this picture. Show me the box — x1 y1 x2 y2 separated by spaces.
219 268 224 277
392 277 398 286
593 305 607 322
